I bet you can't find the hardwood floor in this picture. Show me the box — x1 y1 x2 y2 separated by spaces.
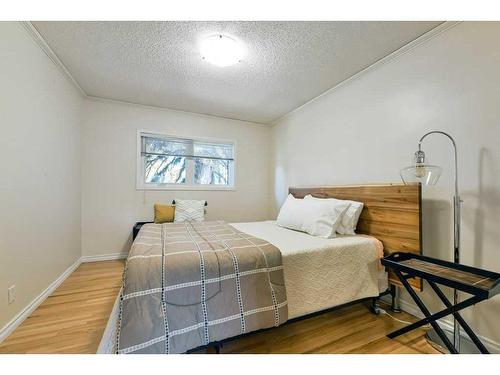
0 260 439 354
214 303 439 354
0 260 124 354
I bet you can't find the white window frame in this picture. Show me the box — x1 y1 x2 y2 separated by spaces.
136 130 236 191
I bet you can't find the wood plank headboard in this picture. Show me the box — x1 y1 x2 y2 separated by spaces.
289 183 423 290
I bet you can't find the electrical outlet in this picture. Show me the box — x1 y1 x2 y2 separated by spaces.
8 285 16 304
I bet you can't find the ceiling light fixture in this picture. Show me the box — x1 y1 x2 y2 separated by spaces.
200 34 244 67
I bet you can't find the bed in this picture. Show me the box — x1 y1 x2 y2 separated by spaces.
232 221 386 319
98 183 422 354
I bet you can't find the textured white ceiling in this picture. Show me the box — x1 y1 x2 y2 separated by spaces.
33 21 441 124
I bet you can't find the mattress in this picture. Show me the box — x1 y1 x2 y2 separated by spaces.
98 220 387 353
231 221 387 319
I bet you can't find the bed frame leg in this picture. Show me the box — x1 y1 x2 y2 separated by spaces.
390 284 402 313
214 343 222 354
205 343 222 354
369 297 381 315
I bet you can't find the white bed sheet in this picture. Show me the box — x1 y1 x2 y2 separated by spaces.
231 221 387 319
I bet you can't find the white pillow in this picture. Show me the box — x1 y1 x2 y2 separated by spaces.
173 200 205 222
276 194 349 238
304 195 363 235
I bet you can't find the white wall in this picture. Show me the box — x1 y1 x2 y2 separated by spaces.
3 20 500 351
271 22 500 349
81 99 271 257
0 23 82 330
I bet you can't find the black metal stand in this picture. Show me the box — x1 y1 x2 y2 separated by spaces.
382 252 500 354
389 269 484 354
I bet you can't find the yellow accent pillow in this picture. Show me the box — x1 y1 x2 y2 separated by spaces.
154 204 175 223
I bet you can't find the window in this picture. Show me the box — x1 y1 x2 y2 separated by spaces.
137 131 235 190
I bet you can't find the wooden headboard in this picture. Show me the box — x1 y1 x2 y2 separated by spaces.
289 183 422 290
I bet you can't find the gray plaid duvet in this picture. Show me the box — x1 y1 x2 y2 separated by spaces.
116 221 288 354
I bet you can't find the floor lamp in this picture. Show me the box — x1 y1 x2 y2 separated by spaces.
400 130 464 353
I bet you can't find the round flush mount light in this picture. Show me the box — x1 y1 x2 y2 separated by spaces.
200 34 244 67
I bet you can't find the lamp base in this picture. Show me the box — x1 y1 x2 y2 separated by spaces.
425 328 481 354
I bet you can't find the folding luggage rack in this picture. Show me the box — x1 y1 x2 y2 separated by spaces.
381 252 500 354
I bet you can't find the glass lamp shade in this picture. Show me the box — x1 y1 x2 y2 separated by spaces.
400 164 442 186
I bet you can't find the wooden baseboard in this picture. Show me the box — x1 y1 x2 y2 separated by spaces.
0 258 81 344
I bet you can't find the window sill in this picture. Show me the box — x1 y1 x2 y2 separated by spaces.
136 184 236 192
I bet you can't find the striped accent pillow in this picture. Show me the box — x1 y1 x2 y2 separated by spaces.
173 200 205 222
